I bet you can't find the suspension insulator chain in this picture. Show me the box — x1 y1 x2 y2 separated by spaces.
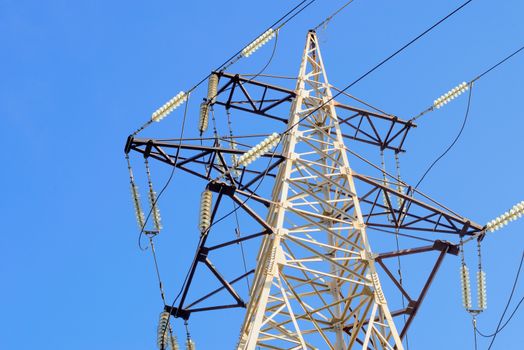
126 155 146 229
157 311 170 350
145 158 162 232
476 240 487 311
459 238 473 310
199 189 213 235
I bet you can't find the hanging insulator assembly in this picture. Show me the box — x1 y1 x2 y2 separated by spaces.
148 188 162 231
186 339 196 350
485 200 524 232
199 189 213 235
127 155 146 229
198 102 209 135
207 74 219 104
157 311 170 350
145 159 162 231
169 332 180 350
460 264 472 310
131 183 145 229
152 91 188 122
241 29 276 57
235 132 280 167
475 240 487 311
433 82 469 109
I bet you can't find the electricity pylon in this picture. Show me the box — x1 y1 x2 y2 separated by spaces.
236 30 403 350
125 29 485 349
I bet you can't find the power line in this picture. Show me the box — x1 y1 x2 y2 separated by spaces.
472 44 524 82
485 251 524 349
414 83 473 189
412 43 524 121
313 0 357 31
477 295 524 337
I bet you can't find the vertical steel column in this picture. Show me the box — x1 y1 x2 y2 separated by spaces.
236 31 403 350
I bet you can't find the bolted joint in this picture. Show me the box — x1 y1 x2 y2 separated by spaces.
124 135 134 154
208 181 236 196
197 247 209 262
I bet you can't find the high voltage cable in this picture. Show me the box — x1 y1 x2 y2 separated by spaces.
472 44 524 82
131 0 317 136
410 44 524 197
313 0 357 31
485 251 524 349
414 84 473 189
477 295 524 337
412 43 524 121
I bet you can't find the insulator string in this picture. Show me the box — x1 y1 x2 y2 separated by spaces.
126 154 146 230
199 189 213 235
460 237 473 310
235 132 280 167
157 311 170 350
145 158 163 232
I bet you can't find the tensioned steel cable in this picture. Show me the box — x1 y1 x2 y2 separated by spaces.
313 0 357 31
486 251 524 349
410 44 524 195
472 45 524 82
413 84 473 189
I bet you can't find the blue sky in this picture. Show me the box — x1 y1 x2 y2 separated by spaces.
1 0 523 349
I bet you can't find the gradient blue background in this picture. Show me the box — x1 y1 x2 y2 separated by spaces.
1 0 523 349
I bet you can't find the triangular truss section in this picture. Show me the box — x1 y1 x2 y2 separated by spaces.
236 31 404 350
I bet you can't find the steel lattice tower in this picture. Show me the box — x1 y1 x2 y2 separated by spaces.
126 29 486 350
236 30 403 350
